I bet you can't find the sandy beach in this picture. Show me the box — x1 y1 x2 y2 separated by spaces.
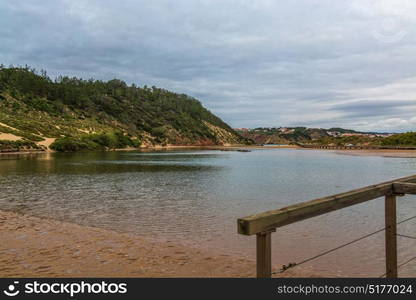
0 210 317 278
0 210 315 278
334 149 416 158
0 210 257 277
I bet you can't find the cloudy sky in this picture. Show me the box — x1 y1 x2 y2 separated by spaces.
1 0 416 132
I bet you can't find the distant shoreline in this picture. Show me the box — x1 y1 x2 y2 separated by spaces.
0 144 300 155
2 144 416 158
333 149 416 158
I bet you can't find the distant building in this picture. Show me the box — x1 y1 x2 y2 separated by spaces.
327 131 341 137
279 127 294 133
341 133 364 137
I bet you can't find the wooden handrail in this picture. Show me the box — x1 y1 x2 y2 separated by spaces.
393 182 416 194
238 174 416 236
237 174 416 278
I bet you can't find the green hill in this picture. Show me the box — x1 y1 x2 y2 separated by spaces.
0 66 249 152
237 127 331 144
380 132 416 146
236 127 396 146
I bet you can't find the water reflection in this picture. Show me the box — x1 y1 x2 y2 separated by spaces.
0 149 415 276
0 151 223 175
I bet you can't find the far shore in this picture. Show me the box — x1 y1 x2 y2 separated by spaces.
0 210 313 278
333 149 416 158
0 144 299 156
2 144 416 158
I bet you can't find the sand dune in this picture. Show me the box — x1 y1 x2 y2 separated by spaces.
335 149 416 158
0 133 21 141
36 137 56 151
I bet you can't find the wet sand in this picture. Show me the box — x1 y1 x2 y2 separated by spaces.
0 210 311 278
0 210 256 277
334 149 416 158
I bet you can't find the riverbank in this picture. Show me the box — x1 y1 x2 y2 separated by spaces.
0 210 316 278
2 144 415 159
0 210 255 277
334 149 416 158
0 144 299 155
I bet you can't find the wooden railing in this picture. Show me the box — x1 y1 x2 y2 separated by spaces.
237 175 416 278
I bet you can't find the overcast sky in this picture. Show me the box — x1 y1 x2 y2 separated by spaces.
1 0 416 132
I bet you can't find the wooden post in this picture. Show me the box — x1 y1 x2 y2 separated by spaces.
256 229 274 278
385 195 397 278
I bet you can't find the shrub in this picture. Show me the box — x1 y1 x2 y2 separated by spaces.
381 132 416 146
50 132 138 152
0 139 41 151
49 136 99 152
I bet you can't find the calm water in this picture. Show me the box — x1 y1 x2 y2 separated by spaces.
1 148 415 276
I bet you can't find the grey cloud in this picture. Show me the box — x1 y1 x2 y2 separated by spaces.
330 100 416 118
1 0 416 131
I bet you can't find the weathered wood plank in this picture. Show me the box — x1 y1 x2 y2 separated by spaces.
385 195 397 278
256 230 273 278
238 175 416 235
392 182 416 195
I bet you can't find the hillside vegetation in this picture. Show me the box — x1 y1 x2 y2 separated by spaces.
380 132 416 146
0 66 249 152
236 127 416 147
237 127 341 144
